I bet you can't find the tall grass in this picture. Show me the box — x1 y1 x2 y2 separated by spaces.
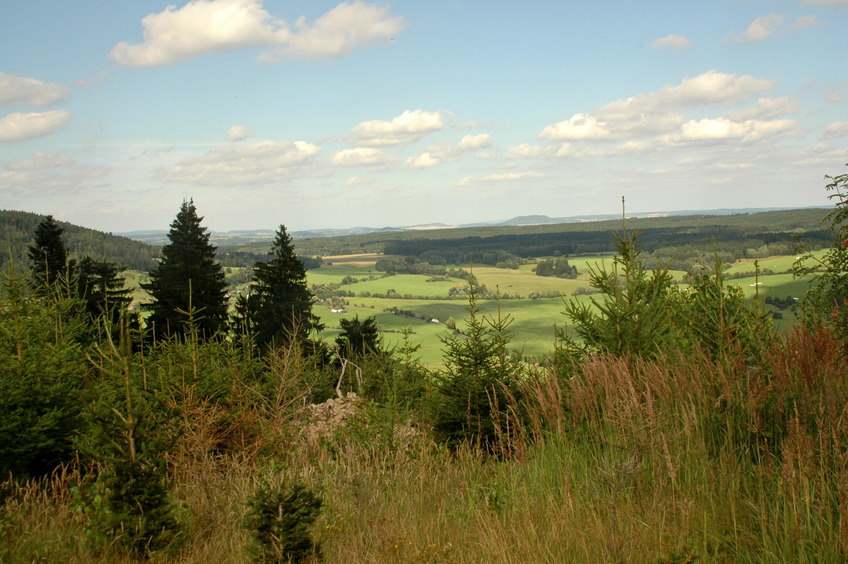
2 326 846 562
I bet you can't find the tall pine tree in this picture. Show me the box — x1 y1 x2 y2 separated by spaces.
27 215 73 292
237 225 320 349
142 199 228 341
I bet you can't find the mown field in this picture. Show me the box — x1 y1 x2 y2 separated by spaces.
309 252 814 366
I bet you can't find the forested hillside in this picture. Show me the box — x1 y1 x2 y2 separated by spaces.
289 208 833 270
2 207 833 276
0 210 159 271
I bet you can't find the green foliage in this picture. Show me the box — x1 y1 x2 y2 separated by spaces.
430 282 522 451
357 333 427 413
535 257 578 278
75 256 133 326
2 210 157 272
27 214 72 291
794 164 848 348
244 480 323 563
76 334 183 558
334 315 381 358
558 226 678 360
0 270 88 477
142 199 229 341
680 257 772 360
238 225 322 350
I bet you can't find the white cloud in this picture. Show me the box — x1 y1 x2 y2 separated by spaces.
823 121 848 139
0 110 73 142
110 0 405 67
602 70 776 114
540 114 613 141
725 97 798 121
649 34 691 51
505 143 547 159
4 152 74 170
331 147 393 166
111 0 284 67
405 152 442 168
260 1 405 61
162 140 320 185
227 125 255 141
0 72 70 107
459 171 544 185
402 134 492 168
0 155 108 194
671 117 795 143
743 14 785 42
723 13 817 43
540 71 778 143
349 109 448 146
457 133 492 151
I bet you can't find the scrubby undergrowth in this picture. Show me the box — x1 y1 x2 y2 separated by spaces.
1 324 847 563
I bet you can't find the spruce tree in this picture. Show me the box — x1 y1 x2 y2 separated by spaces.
557 206 678 361
240 225 320 349
335 315 381 358
27 215 72 291
431 281 521 451
142 199 228 340
76 256 133 325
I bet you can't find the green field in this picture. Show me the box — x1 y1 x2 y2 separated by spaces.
125 252 814 366
307 253 812 366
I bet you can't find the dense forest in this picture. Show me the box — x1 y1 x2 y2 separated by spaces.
0 210 159 271
286 207 833 269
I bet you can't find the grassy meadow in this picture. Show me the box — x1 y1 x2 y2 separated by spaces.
5 325 847 563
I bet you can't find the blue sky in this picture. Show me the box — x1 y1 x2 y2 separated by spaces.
1 1 846 233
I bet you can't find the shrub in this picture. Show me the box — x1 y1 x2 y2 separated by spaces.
0 272 88 477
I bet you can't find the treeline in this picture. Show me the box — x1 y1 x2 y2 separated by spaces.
0 210 159 271
290 208 831 258
381 226 831 270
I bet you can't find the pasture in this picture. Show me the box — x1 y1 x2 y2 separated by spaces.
126 252 813 365
310 253 810 366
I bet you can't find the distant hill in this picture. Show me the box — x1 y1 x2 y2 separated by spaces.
119 206 830 246
285 207 833 262
0 210 159 272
